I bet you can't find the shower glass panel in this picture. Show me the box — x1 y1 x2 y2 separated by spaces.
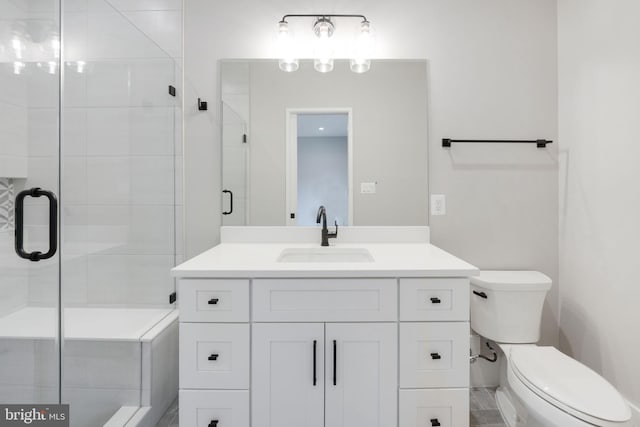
0 0 61 405
61 0 179 425
1 0 180 425
221 101 248 225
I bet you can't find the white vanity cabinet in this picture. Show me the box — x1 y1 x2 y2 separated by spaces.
178 276 470 427
323 323 398 427
251 322 397 427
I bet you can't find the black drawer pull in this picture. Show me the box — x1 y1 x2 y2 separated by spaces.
430 352 441 360
208 298 219 305
208 354 219 361
333 340 337 386
313 340 317 386
473 290 488 299
430 297 441 304
209 420 219 427
430 419 441 427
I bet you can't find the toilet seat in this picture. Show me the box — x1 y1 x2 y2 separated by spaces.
509 346 631 426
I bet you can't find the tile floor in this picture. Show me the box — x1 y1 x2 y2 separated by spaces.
155 398 178 427
470 387 508 427
156 387 507 427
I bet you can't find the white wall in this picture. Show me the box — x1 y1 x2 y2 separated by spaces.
184 0 559 344
558 0 640 418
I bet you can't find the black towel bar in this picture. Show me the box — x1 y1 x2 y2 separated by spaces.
442 138 553 148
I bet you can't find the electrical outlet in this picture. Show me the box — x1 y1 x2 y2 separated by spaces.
431 194 446 216
360 182 376 194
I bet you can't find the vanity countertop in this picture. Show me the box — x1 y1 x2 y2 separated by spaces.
171 242 478 278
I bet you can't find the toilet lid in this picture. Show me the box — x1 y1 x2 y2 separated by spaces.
510 346 631 423
470 271 552 291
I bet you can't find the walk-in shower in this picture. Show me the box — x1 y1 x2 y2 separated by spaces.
0 0 182 425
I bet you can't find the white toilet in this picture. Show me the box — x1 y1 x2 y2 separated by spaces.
470 271 632 427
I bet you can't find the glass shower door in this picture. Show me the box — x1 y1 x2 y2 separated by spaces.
0 0 61 405
1 0 180 423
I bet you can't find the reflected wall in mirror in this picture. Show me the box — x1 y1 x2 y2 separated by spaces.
221 59 428 226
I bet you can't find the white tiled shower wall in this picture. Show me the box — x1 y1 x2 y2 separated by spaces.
7 0 183 308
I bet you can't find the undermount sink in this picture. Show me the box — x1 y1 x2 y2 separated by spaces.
277 247 375 263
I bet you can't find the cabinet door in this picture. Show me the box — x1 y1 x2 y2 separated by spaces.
252 323 324 427
325 323 398 427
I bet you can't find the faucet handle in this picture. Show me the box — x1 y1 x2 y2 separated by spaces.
330 220 338 238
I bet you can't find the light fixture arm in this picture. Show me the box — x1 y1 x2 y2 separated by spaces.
279 14 369 24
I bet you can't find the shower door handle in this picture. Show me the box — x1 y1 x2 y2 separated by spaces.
15 188 58 262
222 189 233 215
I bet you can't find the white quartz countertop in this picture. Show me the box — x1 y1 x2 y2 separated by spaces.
171 242 479 278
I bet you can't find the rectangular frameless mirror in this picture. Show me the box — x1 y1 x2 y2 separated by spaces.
220 59 428 226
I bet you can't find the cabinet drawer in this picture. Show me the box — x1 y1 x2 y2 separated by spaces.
179 279 249 322
180 323 249 389
253 278 397 322
399 389 469 427
400 278 469 321
179 390 249 427
400 322 469 388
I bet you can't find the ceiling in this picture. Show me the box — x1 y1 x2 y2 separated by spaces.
297 113 348 138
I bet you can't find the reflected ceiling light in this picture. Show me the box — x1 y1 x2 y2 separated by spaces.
51 38 60 59
13 61 25 75
11 37 23 59
277 14 374 73
47 61 56 74
76 60 86 73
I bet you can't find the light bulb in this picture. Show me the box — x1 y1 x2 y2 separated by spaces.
277 21 298 72
313 18 334 73
314 58 334 73
351 20 374 73
350 58 370 73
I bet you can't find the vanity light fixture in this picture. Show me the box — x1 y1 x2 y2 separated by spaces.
277 14 374 73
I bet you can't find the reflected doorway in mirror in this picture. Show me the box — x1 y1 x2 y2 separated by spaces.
286 109 353 226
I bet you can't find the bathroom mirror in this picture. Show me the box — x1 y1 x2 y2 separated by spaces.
220 59 428 226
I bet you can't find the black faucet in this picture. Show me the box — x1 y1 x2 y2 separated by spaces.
316 205 338 246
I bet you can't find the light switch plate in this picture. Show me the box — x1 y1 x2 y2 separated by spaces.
360 182 376 194
431 194 446 215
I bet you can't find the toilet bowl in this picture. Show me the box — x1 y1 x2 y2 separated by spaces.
470 271 632 427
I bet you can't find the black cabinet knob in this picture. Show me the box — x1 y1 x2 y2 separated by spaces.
430 352 441 360
209 420 219 427
430 297 441 304
208 298 219 305
430 419 441 427
208 354 219 361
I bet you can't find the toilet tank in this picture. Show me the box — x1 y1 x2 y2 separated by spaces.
470 271 552 344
